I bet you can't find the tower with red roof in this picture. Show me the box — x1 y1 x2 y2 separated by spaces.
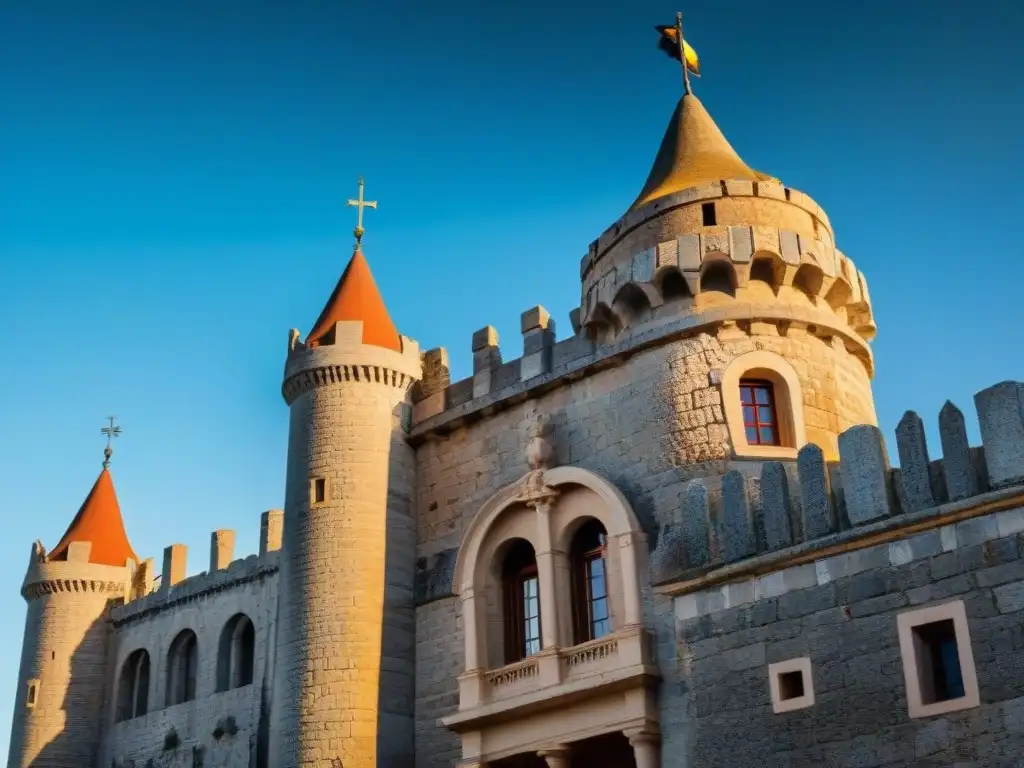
9 455 139 768
271 233 422 767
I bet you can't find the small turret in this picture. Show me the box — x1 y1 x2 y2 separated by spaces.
272 185 421 768
8 444 137 768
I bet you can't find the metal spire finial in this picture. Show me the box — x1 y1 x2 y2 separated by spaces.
346 176 378 249
101 416 121 468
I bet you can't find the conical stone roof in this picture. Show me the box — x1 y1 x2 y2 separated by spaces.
631 93 771 210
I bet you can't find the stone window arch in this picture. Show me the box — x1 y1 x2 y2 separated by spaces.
721 350 806 459
115 649 150 721
166 629 198 706
453 466 647 673
216 613 255 691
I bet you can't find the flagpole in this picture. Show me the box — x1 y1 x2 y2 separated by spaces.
676 11 692 96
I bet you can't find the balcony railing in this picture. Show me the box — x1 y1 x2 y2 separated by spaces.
450 625 657 720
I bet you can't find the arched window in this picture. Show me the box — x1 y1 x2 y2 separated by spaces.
217 614 255 691
740 379 780 446
720 351 807 459
571 520 611 644
166 630 198 706
116 649 150 721
502 540 541 664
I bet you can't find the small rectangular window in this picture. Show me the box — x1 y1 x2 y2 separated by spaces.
701 202 717 226
768 659 814 713
311 477 327 505
25 680 38 708
913 619 965 704
897 600 979 719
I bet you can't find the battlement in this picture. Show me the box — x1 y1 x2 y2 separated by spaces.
584 180 834 278
410 294 873 439
580 221 873 343
650 380 1024 588
283 321 422 404
110 509 283 624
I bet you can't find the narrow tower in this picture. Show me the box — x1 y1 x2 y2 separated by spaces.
273 202 421 767
9 438 138 768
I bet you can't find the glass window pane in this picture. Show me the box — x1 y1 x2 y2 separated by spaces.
759 426 775 444
593 618 610 639
526 637 540 656
755 387 771 405
528 617 539 641
746 426 759 443
742 406 756 424
740 387 754 405
590 572 606 600
757 405 774 424
589 557 605 579
592 598 608 621
524 577 537 599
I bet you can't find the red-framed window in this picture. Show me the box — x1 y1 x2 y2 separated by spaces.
740 379 780 446
571 520 611 644
503 541 542 664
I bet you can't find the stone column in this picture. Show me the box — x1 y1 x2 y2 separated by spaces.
461 587 481 670
626 730 660 768
537 745 570 768
533 498 561 649
618 531 643 627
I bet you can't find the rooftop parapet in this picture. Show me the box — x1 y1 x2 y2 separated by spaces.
111 509 284 624
409 294 871 439
650 381 1024 586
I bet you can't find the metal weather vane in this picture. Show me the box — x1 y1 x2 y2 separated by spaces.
347 176 378 248
101 415 121 468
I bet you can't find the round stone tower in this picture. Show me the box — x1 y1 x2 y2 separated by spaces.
273 245 421 768
579 92 878 462
8 460 138 768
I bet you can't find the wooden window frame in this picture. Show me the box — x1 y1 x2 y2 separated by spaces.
503 563 541 665
571 523 611 645
739 379 781 447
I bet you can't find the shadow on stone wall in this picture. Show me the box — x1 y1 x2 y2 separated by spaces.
22 606 112 768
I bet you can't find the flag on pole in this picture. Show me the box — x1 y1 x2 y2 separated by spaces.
655 24 700 76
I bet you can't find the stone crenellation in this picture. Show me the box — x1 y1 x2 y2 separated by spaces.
411 300 873 437
111 509 283 625
650 381 1024 586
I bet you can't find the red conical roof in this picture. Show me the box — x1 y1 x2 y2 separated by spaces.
48 468 139 567
305 249 402 351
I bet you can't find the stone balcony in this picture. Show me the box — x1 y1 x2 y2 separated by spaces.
444 625 659 732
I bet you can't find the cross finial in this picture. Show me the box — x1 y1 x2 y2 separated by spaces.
346 176 378 249
101 415 122 468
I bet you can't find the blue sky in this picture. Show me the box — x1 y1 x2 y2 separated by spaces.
0 0 1022 751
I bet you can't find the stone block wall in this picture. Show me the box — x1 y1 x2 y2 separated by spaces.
653 380 1024 767
102 543 280 768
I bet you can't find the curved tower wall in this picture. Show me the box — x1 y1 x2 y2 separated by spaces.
274 320 420 768
8 541 131 768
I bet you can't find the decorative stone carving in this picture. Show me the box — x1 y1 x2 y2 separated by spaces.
525 412 555 471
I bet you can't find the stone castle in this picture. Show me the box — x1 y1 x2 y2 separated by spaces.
9 71 1024 768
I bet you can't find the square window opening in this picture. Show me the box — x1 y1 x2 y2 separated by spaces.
701 202 717 226
912 619 965 705
778 670 805 701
